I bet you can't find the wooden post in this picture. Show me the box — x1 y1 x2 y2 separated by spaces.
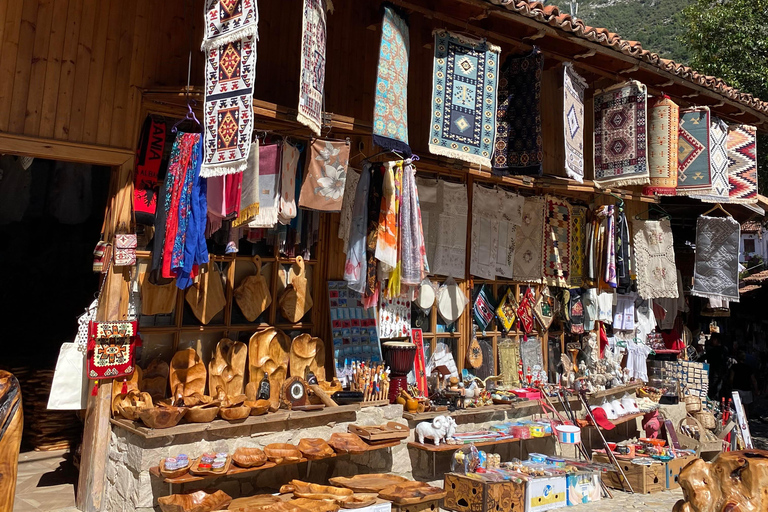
77 159 133 512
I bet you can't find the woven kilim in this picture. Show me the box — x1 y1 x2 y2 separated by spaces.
513 196 545 283
676 107 712 195
643 96 678 196
692 117 730 203
297 0 327 135
373 5 410 153
201 0 258 177
428 31 500 167
492 47 544 176
727 124 758 204
632 219 678 300
692 215 740 302
543 195 571 288
563 63 587 183
569 206 587 287
593 81 649 188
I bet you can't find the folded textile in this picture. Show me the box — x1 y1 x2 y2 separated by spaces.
248 143 281 228
643 96 679 196
233 141 260 227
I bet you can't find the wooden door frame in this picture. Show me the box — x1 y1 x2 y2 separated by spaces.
0 133 133 512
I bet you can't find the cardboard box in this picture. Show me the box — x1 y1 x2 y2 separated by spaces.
566 471 601 505
665 455 696 490
525 475 566 512
592 453 665 494
444 473 525 512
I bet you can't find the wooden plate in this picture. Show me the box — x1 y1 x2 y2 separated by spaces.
189 455 231 476
157 489 232 512
378 482 447 505
232 447 267 468
328 433 369 455
159 459 190 479
286 480 353 501
328 474 410 493
340 494 379 509
289 498 339 512
264 443 302 464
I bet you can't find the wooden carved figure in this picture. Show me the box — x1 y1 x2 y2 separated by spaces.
246 328 290 410
169 348 207 404
208 338 247 399
0 371 23 512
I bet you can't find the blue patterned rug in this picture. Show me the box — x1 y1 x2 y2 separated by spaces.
428 30 500 167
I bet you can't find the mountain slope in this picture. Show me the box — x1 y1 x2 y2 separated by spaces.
564 0 693 64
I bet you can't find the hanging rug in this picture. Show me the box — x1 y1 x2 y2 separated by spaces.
727 124 758 204
643 96 679 196
692 215 740 303
676 107 712 195
428 30 500 167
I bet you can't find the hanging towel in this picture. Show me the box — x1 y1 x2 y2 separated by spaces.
278 141 300 225
248 143 281 228
233 141 260 227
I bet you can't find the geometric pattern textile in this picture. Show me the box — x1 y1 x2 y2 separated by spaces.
297 0 327 136
593 80 649 188
692 117 730 203
373 6 411 154
428 30 500 167
632 219 679 300
201 0 258 51
201 32 256 176
643 96 679 196
727 124 758 204
492 47 544 176
569 206 587 287
543 195 571 288
513 196 545 283
676 107 712 195
691 215 740 303
563 63 587 183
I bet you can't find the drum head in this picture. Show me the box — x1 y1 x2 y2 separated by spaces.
383 341 416 349
416 280 436 310
437 281 465 323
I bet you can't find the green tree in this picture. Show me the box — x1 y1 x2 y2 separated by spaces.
682 0 768 193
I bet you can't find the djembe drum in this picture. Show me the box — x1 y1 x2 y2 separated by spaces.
382 341 416 403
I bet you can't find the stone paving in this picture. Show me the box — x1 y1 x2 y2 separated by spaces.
13 449 77 512
569 488 684 511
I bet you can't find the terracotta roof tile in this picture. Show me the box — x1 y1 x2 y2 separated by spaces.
484 0 768 116
741 270 768 283
742 221 762 233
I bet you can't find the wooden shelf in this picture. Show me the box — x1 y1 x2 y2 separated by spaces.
408 434 551 453
149 440 402 484
111 404 361 440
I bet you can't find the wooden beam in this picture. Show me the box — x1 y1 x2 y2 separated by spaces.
0 133 132 166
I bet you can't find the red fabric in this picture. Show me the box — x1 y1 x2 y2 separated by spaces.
162 137 195 279
134 116 166 216
590 407 615 430
224 172 242 216
599 322 608 358
662 329 685 350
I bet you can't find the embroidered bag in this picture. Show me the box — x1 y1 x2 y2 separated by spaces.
473 285 496 332
114 233 138 267
533 286 554 330
298 139 351 212
496 288 518 332
87 320 138 380
93 241 111 273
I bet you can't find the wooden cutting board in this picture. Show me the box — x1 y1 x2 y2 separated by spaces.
279 256 313 322
234 255 272 322
347 422 409 442
328 433 369 455
184 262 226 325
328 474 410 493
377 482 447 505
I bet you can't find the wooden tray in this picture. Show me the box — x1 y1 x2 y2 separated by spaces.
328 433 369 455
378 482 447 505
329 474 410 493
188 455 231 476
159 459 190 479
348 422 409 443
340 494 378 509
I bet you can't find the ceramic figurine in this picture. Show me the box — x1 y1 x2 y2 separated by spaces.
415 415 457 446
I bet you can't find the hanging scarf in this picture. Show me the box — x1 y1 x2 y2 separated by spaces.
134 115 166 223
598 205 617 288
233 141 260 227
344 163 371 294
278 141 300 225
401 159 427 286
585 212 598 287
615 207 632 293
176 142 209 290
386 162 405 298
365 164 385 298
248 143 281 228
376 161 399 273
162 133 198 279
207 172 243 236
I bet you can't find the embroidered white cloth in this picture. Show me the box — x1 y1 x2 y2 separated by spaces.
613 294 635 331
597 291 614 324
415 178 438 272
470 185 524 280
632 219 679 299
497 189 524 278
431 181 468 279
513 196 545 282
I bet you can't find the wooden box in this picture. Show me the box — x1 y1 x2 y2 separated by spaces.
444 473 525 512
665 455 695 490
592 453 665 494
393 500 439 512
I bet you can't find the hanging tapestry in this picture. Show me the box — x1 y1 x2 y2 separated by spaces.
373 5 410 153
134 116 166 223
676 107 712 195
643 96 679 196
299 139 351 212
615 207 632 294
247 143 281 228
542 195 571 288
496 189 524 279
202 0 258 50
473 285 496 331
428 30 500 167
297 0 327 135
400 160 429 286
633 219 678 300
517 288 536 334
569 206 587 287
563 63 587 182
692 215 740 302
470 184 500 280
492 47 543 176
593 81 649 188
692 117 729 203
727 124 758 204
415 177 438 271
432 181 468 279
513 196 545 283
534 286 554 330
201 34 256 177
